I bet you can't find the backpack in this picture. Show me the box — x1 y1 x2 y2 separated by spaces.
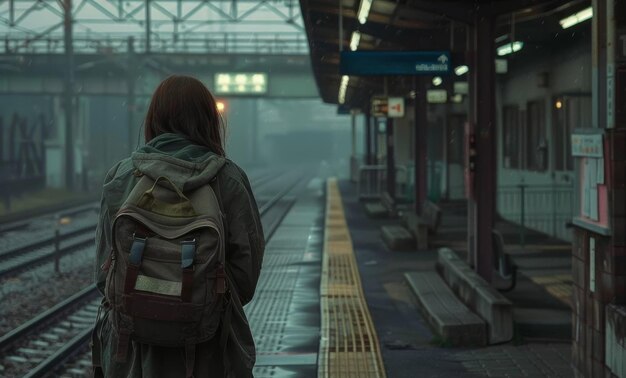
104 173 230 377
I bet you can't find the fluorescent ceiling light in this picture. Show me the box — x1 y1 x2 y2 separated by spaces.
454 65 469 76
432 76 443 86
350 31 361 51
357 0 372 24
497 41 524 56
560 6 593 29
338 75 349 104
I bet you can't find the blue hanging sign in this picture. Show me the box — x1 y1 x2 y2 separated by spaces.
340 51 451 76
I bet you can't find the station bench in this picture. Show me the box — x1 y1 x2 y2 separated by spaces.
380 200 442 251
437 248 514 344
492 229 518 292
404 271 487 346
364 191 398 219
402 201 442 250
381 224 414 251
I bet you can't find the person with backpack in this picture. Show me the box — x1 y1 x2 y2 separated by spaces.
91 75 265 378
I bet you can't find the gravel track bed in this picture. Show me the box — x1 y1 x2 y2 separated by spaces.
54 348 92 378
0 211 97 256
0 247 96 337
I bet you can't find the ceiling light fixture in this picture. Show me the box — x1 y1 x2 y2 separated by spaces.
497 41 524 56
357 0 372 24
350 31 361 51
432 76 443 86
338 75 350 104
559 6 593 29
454 65 469 76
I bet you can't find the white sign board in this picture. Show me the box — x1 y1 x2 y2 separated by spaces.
495 59 508 74
571 134 603 157
427 89 448 104
454 82 468 95
387 97 405 118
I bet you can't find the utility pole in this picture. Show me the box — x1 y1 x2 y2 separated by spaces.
63 0 75 190
127 37 136 154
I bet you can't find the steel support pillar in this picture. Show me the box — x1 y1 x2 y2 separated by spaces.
9 0 14 25
414 77 428 215
251 99 258 163
127 37 136 154
350 111 357 181
466 25 477 267
471 13 496 282
365 110 372 165
571 2 626 375
145 0 151 53
386 117 395 199
373 118 379 164
351 111 356 157
63 0 74 190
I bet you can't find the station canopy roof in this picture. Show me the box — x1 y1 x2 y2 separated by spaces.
300 0 592 108
0 0 308 55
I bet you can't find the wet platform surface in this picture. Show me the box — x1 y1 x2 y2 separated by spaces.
244 178 574 377
248 179 324 377
337 180 573 377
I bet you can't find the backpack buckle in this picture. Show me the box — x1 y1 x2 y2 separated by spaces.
129 235 147 266
181 239 196 269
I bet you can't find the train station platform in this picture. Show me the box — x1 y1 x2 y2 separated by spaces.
250 176 574 377
335 179 574 377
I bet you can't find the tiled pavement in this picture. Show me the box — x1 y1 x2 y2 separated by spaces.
338 180 575 377
453 343 572 377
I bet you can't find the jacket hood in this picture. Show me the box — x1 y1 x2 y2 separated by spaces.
131 133 226 191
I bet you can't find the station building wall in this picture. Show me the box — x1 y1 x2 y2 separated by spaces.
495 41 592 242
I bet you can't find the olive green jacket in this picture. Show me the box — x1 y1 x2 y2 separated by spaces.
92 133 265 377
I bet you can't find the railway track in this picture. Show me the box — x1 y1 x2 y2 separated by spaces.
0 172 305 377
0 225 97 280
0 171 286 281
0 286 100 378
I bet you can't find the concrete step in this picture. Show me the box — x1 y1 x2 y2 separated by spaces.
438 248 514 344
404 271 487 346
364 202 388 218
381 225 415 251
514 308 572 341
402 212 429 250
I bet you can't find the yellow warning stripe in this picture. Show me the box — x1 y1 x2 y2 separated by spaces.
318 178 386 378
529 274 573 307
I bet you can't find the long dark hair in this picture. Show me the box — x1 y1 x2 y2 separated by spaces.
144 75 225 156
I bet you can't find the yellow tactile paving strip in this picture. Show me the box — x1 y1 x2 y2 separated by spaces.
318 179 387 378
529 274 573 307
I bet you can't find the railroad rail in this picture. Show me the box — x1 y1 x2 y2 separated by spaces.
0 171 286 281
0 171 305 377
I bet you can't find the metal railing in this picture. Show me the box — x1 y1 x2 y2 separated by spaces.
357 165 410 202
3 33 309 55
497 183 575 243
